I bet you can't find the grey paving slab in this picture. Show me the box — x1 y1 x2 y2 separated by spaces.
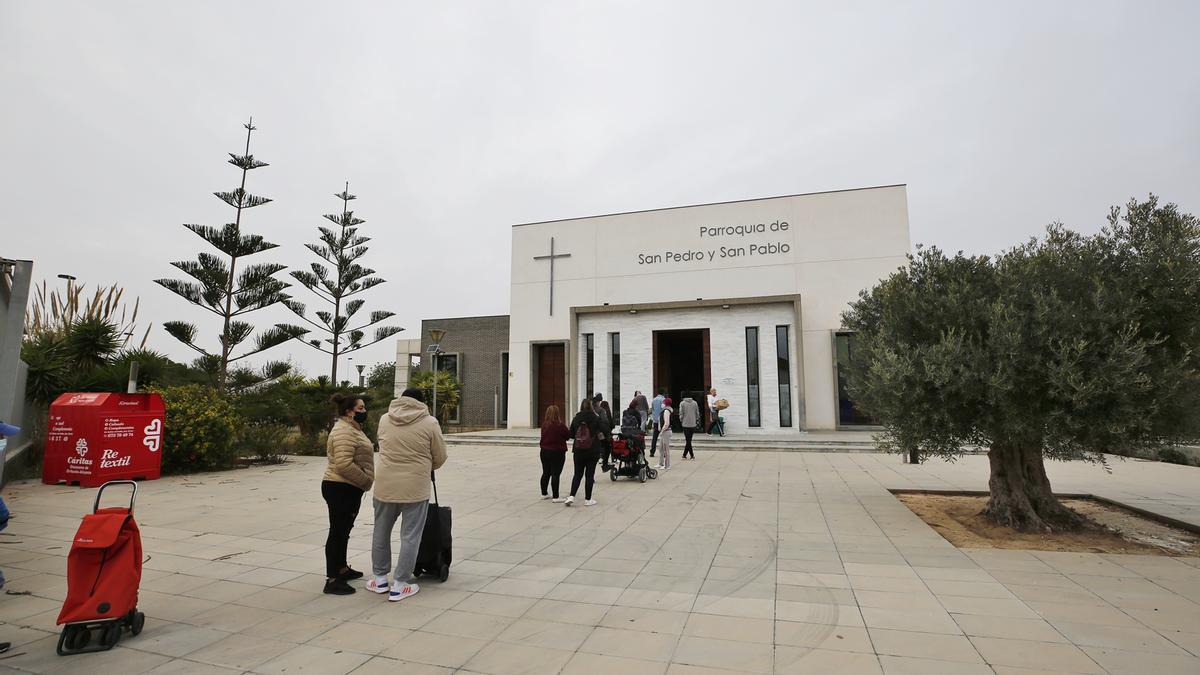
0 447 1196 673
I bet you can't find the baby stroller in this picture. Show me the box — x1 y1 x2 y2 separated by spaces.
56 481 146 656
609 433 657 483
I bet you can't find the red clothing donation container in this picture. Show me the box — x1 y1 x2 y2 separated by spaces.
43 393 165 487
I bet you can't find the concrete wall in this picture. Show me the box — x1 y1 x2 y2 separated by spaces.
0 258 34 482
417 316 510 428
508 185 910 430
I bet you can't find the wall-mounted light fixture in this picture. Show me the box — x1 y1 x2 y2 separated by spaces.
629 309 638 315
721 304 731 309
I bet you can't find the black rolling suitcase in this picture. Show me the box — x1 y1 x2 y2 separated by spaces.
413 471 452 582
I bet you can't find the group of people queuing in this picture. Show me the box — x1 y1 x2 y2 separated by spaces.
320 388 446 599
537 386 726 503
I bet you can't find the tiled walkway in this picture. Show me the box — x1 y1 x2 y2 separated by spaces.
0 449 1197 674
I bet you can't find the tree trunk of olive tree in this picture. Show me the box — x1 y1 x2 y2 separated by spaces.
983 440 1084 532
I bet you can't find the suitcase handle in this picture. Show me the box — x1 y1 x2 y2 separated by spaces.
94 480 138 515
430 470 438 506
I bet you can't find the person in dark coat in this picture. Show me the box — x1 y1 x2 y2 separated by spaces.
566 398 603 506
538 405 571 501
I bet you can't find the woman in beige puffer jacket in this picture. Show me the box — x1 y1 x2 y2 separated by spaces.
321 393 375 595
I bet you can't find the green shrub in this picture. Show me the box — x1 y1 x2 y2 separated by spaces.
157 385 242 473
1157 447 1191 466
237 421 292 464
275 428 325 456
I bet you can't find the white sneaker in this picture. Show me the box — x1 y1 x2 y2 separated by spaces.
541 494 551 500
551 497 565 503
584 499 597 506
564 496 574 506
388 582 419 602
654 465 664 470
365 577 389 594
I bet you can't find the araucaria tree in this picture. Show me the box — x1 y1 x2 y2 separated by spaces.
843 196 1200 532
156 119 306 391
284 183 402 383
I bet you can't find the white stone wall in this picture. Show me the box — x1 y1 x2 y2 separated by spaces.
393 338 422 397
577 303 797 434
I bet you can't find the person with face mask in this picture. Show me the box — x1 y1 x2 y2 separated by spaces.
0 421 20 655
321 394 375 595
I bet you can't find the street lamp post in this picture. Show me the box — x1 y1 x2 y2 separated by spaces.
429 328 446 429
57 274 78 320
356 364 365 387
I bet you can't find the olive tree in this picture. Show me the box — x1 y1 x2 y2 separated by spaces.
843 196 1200 532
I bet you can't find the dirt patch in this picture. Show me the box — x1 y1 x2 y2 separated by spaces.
897 493 1200 556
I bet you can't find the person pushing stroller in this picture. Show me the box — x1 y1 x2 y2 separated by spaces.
619 399 646 456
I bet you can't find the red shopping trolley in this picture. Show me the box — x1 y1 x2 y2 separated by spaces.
56 480 146 655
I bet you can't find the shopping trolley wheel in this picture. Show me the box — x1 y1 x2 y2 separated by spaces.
439 563 450 582
131 611 145 636
64 624 90 652
610 469 617 482
648 469 658 479
639 467 647 483
102 622 122 648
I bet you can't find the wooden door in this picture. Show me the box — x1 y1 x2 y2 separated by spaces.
536 343 565 423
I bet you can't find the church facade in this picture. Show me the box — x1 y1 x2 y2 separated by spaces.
505 184 911 433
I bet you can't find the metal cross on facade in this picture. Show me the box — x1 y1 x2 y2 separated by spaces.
533 236 571 316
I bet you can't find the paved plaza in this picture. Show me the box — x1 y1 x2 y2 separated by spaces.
0 447 1198 674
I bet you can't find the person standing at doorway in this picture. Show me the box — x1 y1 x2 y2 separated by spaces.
649 390 665 457
706 387 719 434
654 397 674 470
634 390 650 431
566 398 602 506
679 395 700 460
539 405 570 502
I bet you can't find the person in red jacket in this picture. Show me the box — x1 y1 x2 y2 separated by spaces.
539 405 571 502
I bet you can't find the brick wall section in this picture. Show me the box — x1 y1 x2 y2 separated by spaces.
419 316 510 428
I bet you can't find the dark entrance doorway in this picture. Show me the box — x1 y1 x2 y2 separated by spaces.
653 329 711 431
533 343 566 424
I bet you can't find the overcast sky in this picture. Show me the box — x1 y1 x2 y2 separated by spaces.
3 1 1198 378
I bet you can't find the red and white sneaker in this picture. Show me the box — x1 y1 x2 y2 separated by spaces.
388 582 420 602
365 577 389 594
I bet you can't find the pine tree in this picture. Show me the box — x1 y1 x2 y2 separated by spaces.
284 183 402 383
155 118 307 391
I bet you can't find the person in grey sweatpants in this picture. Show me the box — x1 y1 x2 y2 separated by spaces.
372 500 427 589
367 388 448 601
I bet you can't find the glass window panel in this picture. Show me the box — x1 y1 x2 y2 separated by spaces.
835 332 877 426
746 327 760 427
584 333 594 398
610 333 620 407
776 325 792 427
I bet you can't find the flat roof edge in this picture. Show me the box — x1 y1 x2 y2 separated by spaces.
420 314 511 323
511 183 907 229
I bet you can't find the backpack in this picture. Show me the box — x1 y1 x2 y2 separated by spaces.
621 409 640 430
574 422 594 450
